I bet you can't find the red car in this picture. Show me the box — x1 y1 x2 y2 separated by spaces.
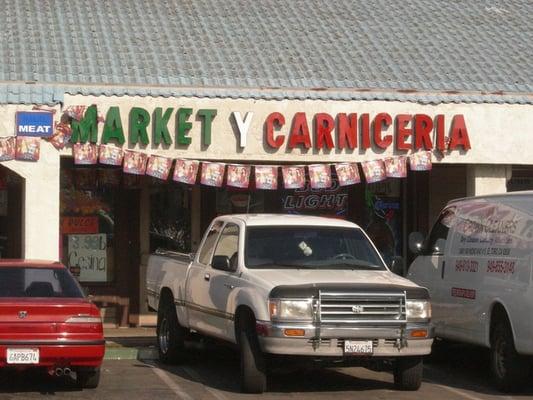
0 260 105 388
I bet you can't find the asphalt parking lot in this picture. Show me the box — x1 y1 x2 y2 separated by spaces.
1 342 532 400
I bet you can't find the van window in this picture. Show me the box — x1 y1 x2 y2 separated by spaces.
425 208 456 255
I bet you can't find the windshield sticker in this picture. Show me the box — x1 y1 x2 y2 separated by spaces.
298 241 313 257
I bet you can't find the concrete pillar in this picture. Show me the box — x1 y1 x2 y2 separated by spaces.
2 142 60 261
466 164 511 197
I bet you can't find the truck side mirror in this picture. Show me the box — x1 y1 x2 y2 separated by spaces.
408 232 425 255
212 255 232 271
390 256 405 276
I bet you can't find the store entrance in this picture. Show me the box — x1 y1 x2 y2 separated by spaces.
0 166 23 259
60 159 140 326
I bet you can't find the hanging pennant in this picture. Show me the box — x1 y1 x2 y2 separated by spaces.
123 151 147 175
0 137 15 161
254 166 278 190
384 156 407 178
99 144 124 166
173 159 200 185
146 155 173 180
334 162 361 186
73 143 98 165
227 164 251 188
282 165 306 189
362 160 386 183
15 137 40 161
308 164 332 189
64 105 87 121
46 122 72 150
409 151 432 171
201 162 225 187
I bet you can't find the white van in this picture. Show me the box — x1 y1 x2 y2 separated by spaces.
407 191 533 391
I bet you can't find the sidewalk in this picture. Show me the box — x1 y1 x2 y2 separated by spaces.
104 327 158 360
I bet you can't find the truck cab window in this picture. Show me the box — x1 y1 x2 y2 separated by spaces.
212 224 239 270
198 221 224 265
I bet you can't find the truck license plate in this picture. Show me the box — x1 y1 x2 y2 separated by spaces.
344 340 373 355
6 348 39 364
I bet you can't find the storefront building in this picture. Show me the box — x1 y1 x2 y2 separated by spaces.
1 1 532 326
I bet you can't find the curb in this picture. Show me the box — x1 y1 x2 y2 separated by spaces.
104 346 158 360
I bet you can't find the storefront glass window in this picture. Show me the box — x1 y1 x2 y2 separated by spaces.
60 165 116 283
149 183 191 253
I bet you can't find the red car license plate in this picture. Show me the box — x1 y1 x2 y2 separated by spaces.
6 348 40 364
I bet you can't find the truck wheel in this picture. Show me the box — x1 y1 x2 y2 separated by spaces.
157 301 185 364
490 320 529 392
76 367 100 389
239 326 267 393
393 356 423 390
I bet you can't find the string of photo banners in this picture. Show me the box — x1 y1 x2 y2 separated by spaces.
0 137 432 190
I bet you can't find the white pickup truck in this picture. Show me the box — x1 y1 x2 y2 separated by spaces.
146 214 433 392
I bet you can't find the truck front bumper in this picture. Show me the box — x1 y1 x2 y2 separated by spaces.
256 322 433 357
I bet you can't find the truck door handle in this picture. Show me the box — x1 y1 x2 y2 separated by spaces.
224 284 235 290
441 261 446 279
204 273 210 281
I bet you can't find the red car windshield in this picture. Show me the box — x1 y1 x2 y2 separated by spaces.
0 267 84 298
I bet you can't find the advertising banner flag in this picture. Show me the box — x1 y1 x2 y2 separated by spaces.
254 166 278 190
99 145 124 166
282 165 306 189
15 137 40 161
123 151 147 175
146 155 173 180
308 164 332 189
384 156 407 178
73 143 98 165
201 162 225 187
362 160 386 183
409 151 432 171
47 122 72 150
227 164 251 188
173 159 200 185
334 162 360 186
0 137 15 161
64 105 87 121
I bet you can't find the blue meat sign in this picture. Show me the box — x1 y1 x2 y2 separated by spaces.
16 111 53 137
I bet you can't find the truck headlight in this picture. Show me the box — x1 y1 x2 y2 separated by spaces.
269 299 313 321
406 300 431 322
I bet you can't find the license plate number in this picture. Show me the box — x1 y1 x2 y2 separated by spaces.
6 348 40 364
344 340 373 355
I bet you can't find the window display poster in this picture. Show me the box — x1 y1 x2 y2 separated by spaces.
67 234 107 282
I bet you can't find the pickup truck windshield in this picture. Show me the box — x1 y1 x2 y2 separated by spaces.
245 226 386 270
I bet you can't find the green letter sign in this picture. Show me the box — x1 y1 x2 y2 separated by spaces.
152 107 173 145
70 105 98 143
197 109 217 146
176 108 193 145
102 107 125 145
129 107 150 145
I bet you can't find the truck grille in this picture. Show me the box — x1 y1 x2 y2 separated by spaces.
318 291 406 324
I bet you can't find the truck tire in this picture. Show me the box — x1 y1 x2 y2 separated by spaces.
76 367 100 389
239 325 267 393
490 320 529 392
393 356 423 390
157 300 185 364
